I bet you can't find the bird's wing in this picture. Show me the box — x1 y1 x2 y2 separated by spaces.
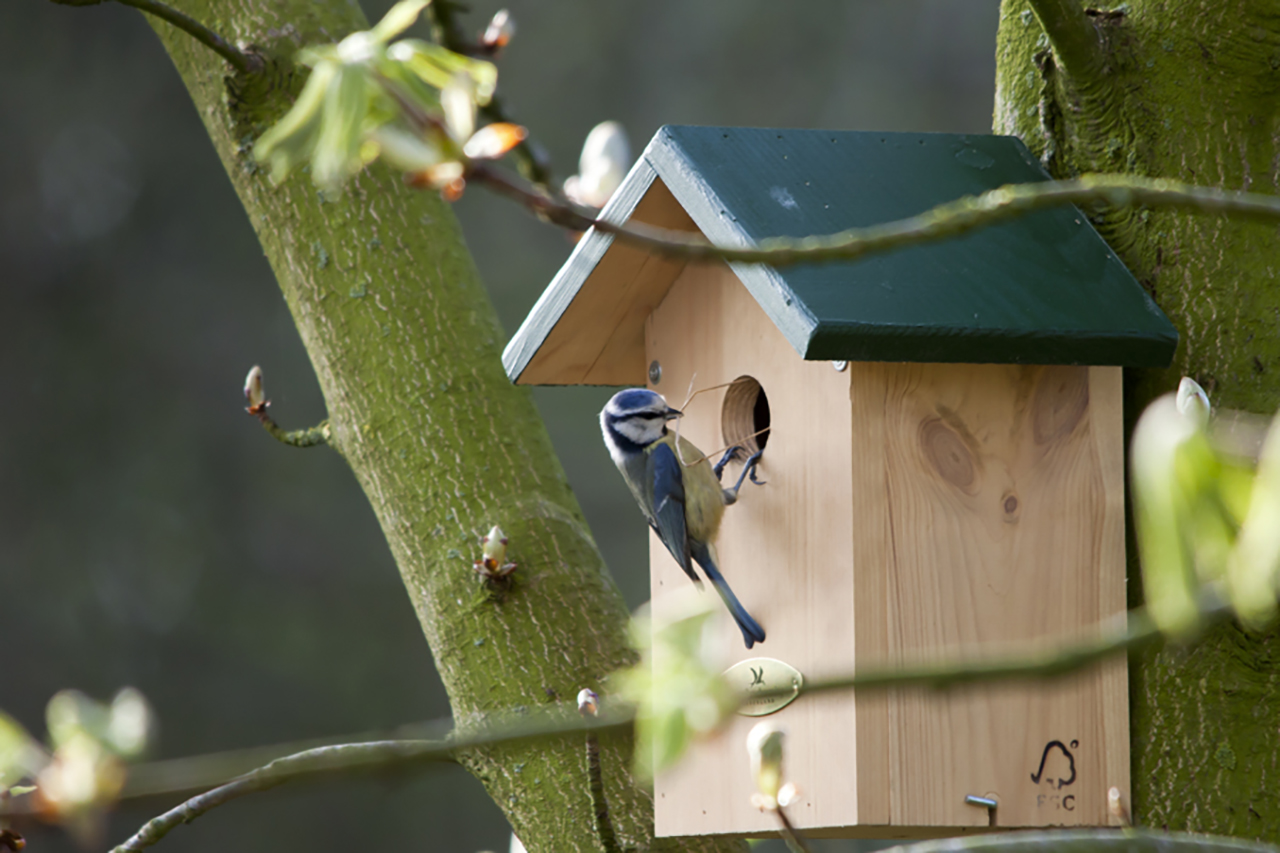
648 441 697 583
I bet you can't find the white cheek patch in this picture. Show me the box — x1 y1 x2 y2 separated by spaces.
612 418 653 445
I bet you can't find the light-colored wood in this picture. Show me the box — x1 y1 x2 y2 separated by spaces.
871 362 1128 830
648 262 1128 838
517 178 697 386
649 261 858 837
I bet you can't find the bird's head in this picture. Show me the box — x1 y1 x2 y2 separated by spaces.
600 388 682 450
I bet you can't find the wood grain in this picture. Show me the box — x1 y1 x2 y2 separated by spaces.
517 178 696 385
874 362 1128 830
649 261 858 837
648 261 1128 837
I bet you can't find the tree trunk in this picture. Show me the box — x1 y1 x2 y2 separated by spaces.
996 0 1280 838
141 2 738 850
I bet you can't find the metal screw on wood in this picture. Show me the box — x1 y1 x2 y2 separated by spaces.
649 360 662 384
832 361 848 372
965 795 998 827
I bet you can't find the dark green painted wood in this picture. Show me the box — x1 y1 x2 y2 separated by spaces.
503 126 1178 383
652 126 1177 367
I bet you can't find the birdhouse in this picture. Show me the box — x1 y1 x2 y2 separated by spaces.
503 127 1177 839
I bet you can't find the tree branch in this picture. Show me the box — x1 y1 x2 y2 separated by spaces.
96 598 1212 853
1025 0 1107 85
472 166 1280 268
114 0 258 74
426 0 554 187
255 414 330 448
793 606 1167 699
107 711 631 853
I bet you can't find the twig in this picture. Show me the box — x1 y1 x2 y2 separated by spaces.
256 414 331 448
774 805 811 853
791 607 1167 700
99 599 1230 853
471 166 1280 269
425 0 554 186
1025 0 1109 86
114 0 257 74
108 709 631 853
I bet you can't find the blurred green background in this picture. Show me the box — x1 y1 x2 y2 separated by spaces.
1 1 999 850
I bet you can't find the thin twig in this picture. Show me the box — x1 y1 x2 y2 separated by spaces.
471 166 1280 269
774 805 811 853
107 709 631 853
256 414 331 448
1025 0 1109 85
114 0 257 74
426 0 554 186
787 607 1167 701
99 599 1231 852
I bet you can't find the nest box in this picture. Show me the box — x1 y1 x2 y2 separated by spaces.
503 127 1177 839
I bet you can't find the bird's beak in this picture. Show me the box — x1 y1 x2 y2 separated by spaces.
664 406 683 420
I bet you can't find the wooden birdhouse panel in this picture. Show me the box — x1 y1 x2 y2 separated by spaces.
859 361 1129 829
647 261 864 837
646 262 1128 838
504 126 1162 840
508 171 696 386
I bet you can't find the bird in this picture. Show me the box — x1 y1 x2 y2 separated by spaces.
600 388 766 648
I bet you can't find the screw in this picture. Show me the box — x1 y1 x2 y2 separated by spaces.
832 361 848 372
648 360 662 384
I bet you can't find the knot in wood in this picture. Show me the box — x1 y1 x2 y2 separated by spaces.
920 418 976 491
1032 366 1089 444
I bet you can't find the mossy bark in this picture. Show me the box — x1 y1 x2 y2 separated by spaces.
140 2 739 850
996 0 1280 839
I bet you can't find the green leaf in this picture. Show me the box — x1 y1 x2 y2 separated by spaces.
0 711 42 786
297 44 340 67
616 592 738 781
255 60 337 183
368 0 431 44
311 64 370 189
47 690 110 749
440 73 476 142
106 688 153 758
388 40 498 104
1226 413 1280 630
1131 394 1203 638
368 124 448 172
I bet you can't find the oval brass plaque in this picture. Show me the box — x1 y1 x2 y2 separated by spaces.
724 657 804 717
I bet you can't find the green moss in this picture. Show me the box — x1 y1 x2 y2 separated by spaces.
997 0 1280 838
1215 741 1238 771
142 2 737 850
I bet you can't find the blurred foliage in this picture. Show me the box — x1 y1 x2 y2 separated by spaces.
614 591 737 781
1 690 153 843
1131 382 1280 637
2 0 999 850
253 0 522 194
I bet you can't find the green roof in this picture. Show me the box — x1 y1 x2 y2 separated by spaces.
504 126 1177 384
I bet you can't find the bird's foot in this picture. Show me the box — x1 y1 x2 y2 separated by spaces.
712 446 742 481
726 450 766 500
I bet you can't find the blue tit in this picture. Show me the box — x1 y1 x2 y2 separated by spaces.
600 388 766 648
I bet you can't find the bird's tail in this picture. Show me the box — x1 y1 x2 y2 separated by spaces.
691 543 766 648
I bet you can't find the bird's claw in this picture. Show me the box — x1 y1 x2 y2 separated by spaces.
712 446 741 481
